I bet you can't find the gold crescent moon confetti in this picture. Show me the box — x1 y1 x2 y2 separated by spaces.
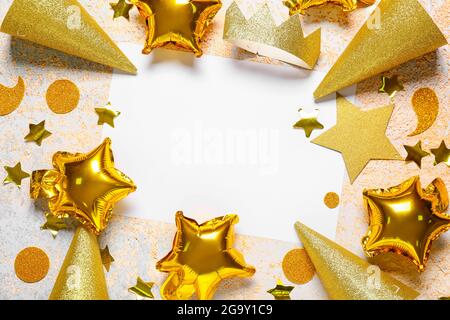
408 88 439 137
0 77 25 116
323 192 340 209
282 248 315 285
15 247 50 283
46 80 80 114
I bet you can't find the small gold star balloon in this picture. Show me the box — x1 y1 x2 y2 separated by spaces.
131 0 222 57
3 162 29 187
95 103 121 128
430 141 450 167
41 212 69 238
267 280 294 300
283 0 375 15
30 138 136 235
111 0 134 20
293 109 324 138
128 277 155 299
379 75 404 98
362 176 450 272
24 120 52 146
404 141 429 168
157 211 255 300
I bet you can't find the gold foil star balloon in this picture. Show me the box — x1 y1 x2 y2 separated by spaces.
30 138 136 235
131 0 222 57
157 211 255 300
283 0 375 15
362 176 450 272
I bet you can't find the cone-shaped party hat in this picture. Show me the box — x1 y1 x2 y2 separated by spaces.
314 0 447 99
1 0 136 74
295 222 420 300
49 226 109 300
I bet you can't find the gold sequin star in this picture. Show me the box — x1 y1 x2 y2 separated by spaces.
128 277 155 299
430 141 450 167
95 103 121 128
379 75 404 98
404 141 429 168
100 245 115 272
110 0 134 20
24 120 52 146
40 213 69 238
267 280 294 300
312 94 401 183
3 162 29 187
293 109 324 138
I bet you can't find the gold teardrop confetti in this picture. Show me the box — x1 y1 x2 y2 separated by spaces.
408 88 439 137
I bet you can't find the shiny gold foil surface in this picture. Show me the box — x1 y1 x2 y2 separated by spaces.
295 222 420 300
49 226 109 300
314 0 447 99
30 138 136 235
223 2 320 69
0 0 136 73
362 177 450 272
283 0 375 15
131 0 222 57
157 212 256 300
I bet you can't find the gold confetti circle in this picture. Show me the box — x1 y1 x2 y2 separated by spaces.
14 247 50 283
324 192 340 209
282 248 315 285
46 80 80 114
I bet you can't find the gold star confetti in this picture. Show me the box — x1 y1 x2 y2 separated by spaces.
24 120 52 146
430 141 449 167
439 297 450 300
40 213 69 238
379 75 404 98
3 162 29 187
267 280 294 300
404 141 429 168
312 94 401 183
110 0 134 20
293 109 324 138
100 245 115 272
128 277 155 299
131 0 222 56
95 103 121 128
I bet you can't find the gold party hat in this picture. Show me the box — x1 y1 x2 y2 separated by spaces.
314 0 447 99
295 222 420 300
49 226 109 300
1 0 136 74
223 2 321 69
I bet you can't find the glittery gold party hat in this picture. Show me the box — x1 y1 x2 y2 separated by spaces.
49 226 109 300
295 222 420 300
223 2 321 69
314 0 447 99
1 0 136 74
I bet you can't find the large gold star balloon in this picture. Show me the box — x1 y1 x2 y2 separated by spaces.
362 176 450 272
131 0 222 57
157 211 255 300
30 138 136 235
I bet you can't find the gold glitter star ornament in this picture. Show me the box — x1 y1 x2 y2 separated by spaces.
131 0 222 57
362 177 450 272
312 94 401 183
157 211 255 300
30 138 136 235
